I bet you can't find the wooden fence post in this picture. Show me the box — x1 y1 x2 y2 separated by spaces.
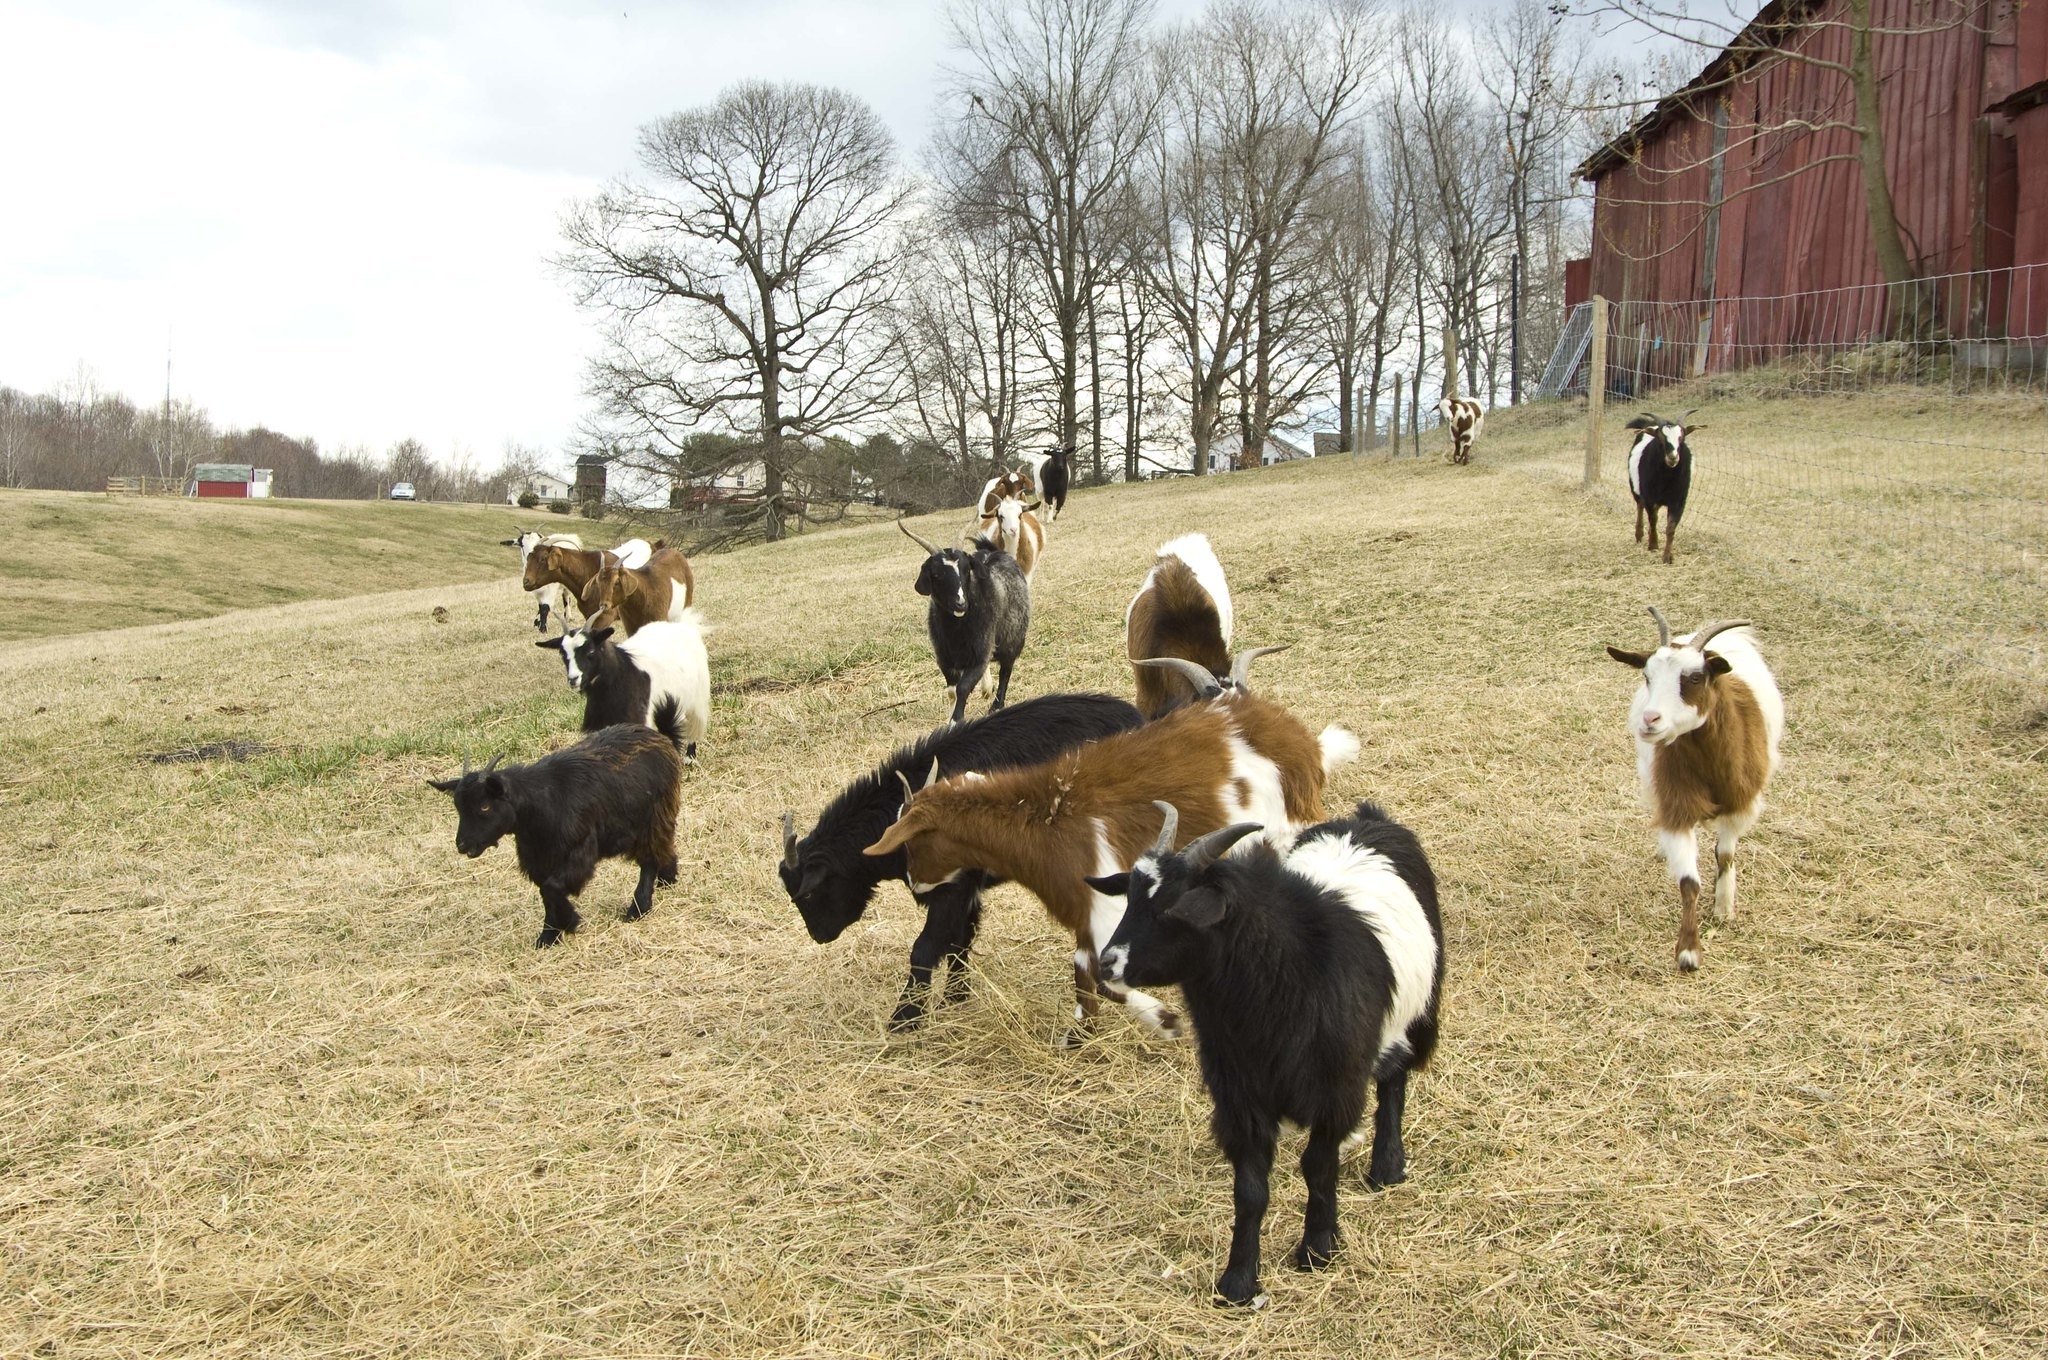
1583 296 1609 487
1391 380 1403 460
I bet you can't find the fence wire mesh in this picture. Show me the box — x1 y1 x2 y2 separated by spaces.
1526 265 2048 690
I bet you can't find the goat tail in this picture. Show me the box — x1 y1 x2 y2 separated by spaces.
1318 725 1361 778
651 696 686 754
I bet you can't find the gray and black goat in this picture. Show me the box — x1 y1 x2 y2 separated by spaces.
899 518 1031 724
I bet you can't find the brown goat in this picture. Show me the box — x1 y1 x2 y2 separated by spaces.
576 546 695 635
1126 533 1233 719
862 682 1357 1043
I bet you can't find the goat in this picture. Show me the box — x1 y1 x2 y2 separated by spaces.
977 468 1033 518
502 530 584 633
1026 447 1071 520
899 519 1031 724
1624 414 1701 564
1093 799 1442 1307
1125 533 1235 719
575 544 697 636
861 656 1359 1042
523 540 692 631
1606 607 1784 971
428 715 683 948
976 494 1046 583
780 692 1146 1030
1437 396 1484 465
536 611 710 762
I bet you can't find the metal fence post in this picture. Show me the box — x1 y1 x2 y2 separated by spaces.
1584 296 1609 487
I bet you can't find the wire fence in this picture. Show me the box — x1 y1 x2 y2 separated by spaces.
1527 265 2048 690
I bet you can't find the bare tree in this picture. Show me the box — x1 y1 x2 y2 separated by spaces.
561 81 910 541
945 0 1160 479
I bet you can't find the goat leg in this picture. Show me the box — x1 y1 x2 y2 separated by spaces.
940 893 985 1007
625 862 657 921
1215 1130 1276 1308
1662 510 1678 564
990 654 1015 712
1646 510 1660 551
1676 877 1703 971
948 664 984 724
891 885 975 1031
535 884 581 949
1634 502 1645 543
1292 1127 1345 1272
1366 1073 1409 1189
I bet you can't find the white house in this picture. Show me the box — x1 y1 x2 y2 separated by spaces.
509 471 573 504
1201 431 1314 474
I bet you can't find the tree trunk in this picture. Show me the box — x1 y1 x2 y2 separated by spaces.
1846 0 1922 333
1088 287 1103 484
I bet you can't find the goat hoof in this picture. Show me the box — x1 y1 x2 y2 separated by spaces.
886 1002 929 1033
1367 1159 1406 1190
1291 1237 1338 1272
1676 947 1702 972
1213 1274 1267 1309
623 902 651 922
1056 1026 1087 1050
941 977 972 1007
534 927 564 948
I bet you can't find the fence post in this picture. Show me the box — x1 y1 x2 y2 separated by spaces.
1391 381 1403 460
1583 296 1608 487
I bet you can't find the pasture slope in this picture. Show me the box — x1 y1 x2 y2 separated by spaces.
2 421 2044 1359
0 490 540 642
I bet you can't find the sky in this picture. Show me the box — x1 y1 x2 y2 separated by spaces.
0 0 980 465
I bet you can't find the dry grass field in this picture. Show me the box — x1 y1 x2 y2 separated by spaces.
3 413 2045 1358
0 491 551 642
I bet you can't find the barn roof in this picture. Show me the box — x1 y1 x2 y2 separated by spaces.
1577 0 1821 182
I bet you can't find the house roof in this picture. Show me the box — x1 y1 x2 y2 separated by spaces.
1576 0 1818 182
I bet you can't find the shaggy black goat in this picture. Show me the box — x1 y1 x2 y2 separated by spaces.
429 713 683 948
1625 413 1701 564
1094 799 1444 1309
780 692 1144 1030
899 519 1031 724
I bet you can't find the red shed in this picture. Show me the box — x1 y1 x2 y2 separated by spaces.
1575 0 2048 367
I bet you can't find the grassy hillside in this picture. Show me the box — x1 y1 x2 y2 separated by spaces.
1 443 2043 1357
0 490 562 641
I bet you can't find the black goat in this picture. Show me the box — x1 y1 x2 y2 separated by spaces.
1094 800 1444 1309
429 712 683 948
1033 446 1071 520
780 692 1144 1030
899 519 1031 724
1625 413 1700 564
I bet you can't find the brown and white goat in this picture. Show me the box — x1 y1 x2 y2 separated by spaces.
1606 607 1784 971
577 546 696 636
977 468 1033 518
1438 396 1483 465
1126 533 1235 719
862 661 1359 1042
976 495 1045 582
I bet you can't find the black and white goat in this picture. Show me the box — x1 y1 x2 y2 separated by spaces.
1606 607 1783 970
899 519 1031 723
1094 799 1444 1309
536 611 710 762
780 692 1146 1030
429 716 683 947
1625 414 1701 564
1027 447 1071 520
1437 396 1484 465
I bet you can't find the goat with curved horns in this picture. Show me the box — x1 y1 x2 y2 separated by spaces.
1606 606 1783 970
900 518 1031 723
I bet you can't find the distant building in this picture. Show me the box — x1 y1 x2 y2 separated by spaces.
1202 432 1313 474
191 463 273 499
509 471 572 504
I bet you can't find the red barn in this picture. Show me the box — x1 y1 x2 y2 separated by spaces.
1575 0 2048 374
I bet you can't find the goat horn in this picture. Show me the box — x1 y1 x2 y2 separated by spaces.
1686 619 1752 653
1150 800 1180 856
1647 605 1672 648
925 757 941 792
1133 656 1224 699
481 753 503 776
1182 822 1264 872
781 811 799 869
896 770 916 806
461 750 473 777
897 518 940 556
1227 645 1291 688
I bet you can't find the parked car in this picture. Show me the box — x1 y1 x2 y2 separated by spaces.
390 482 417 501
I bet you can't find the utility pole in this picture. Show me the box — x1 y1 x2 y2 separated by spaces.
1584 296 1608 487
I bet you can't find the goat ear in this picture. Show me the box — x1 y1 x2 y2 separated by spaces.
586 627 615 646
1606 646 1650 669
862 813 923 857
426 777 460 793
534 637 560 650
483 774 507 798
1682 424 1704 436
1165 887 1226 930
914 570 932 596
1084 873 1130 898
1704 652 1733 677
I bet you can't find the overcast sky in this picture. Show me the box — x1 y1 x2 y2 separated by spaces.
0 0 988 464
3 0 1600 469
